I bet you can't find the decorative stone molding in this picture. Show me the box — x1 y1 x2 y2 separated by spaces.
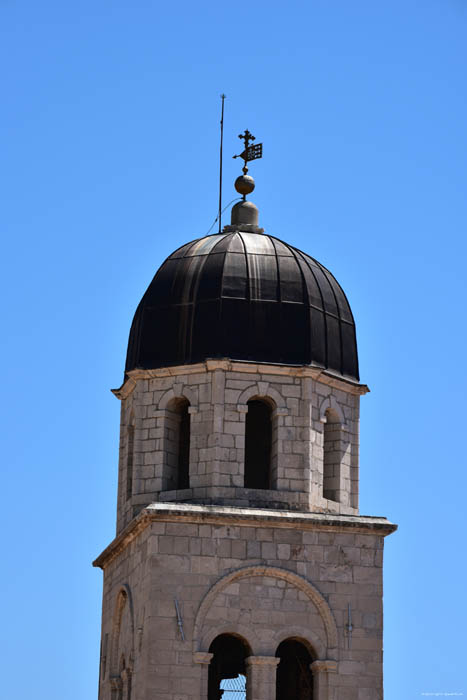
193 565 338 653
237 383 287 411
199 624 256 656
110 585 135 678
173 383 183 397
158 387 177 410
181 385 199 407
271 626 326 660
257 381 270 396
111 377 137 400
193 651 213 665
319 395 348 431
112 360 369 400
158 385 198 410
94 504 397 569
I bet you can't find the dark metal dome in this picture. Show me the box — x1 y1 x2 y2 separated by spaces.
126 231 359 380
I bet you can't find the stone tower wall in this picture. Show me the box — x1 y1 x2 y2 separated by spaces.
114 360 366 534
96 506 392 700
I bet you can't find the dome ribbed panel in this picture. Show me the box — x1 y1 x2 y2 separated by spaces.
125 231 359 380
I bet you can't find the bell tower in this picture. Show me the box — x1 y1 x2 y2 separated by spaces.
94 135 396 700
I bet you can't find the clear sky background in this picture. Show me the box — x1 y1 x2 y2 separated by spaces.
1 1 466 698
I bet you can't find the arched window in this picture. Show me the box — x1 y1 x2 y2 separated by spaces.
276 639 314 700
244 399 272 489
323 408 342 502
208 634 249 700
165 398 190 490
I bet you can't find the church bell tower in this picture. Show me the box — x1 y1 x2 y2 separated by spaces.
94 132 396 700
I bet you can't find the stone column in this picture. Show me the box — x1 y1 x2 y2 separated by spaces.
245 656 280 700
310 659 337 700
193 652 213 698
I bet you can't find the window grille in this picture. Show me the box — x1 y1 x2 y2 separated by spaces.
220 674 246 699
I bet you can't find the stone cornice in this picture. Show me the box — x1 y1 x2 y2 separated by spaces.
93 503 397 570
111 359 369 400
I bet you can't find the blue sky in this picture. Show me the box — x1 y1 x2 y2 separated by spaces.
1 1 466 698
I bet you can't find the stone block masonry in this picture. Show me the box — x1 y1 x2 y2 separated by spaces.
94 503 396 700
95 358 397 700
113 360 368 535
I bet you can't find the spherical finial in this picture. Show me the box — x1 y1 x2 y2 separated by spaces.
235 175 255 197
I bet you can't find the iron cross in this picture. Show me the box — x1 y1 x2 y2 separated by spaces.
238 129 255 150
233 129 263 174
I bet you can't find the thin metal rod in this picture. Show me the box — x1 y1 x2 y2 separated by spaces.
218 94 226 234
346 602 353 649
174 598 185 641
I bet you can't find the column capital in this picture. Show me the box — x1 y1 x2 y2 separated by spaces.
245 655 280 667
310 659 337 674
193 651 214 665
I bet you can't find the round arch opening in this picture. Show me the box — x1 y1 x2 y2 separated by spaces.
244 398 272 489
275 638 315 700
208 633 250 700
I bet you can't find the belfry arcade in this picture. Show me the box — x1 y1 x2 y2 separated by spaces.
94 131 396 700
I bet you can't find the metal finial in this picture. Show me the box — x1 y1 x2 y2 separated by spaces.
233 129 263 175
